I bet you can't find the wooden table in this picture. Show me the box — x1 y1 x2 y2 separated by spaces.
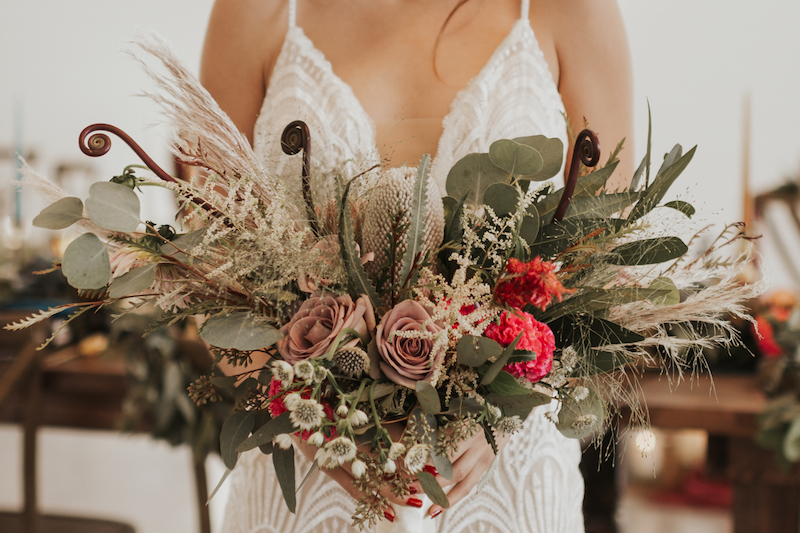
635 372 799 533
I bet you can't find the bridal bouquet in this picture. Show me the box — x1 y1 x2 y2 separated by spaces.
9 39 763 527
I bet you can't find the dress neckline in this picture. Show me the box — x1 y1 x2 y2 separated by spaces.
282 17 534 168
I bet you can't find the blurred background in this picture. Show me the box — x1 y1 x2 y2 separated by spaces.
2 1 800 532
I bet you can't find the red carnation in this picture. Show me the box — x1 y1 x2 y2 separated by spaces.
494 257 573 310
484 310 555 383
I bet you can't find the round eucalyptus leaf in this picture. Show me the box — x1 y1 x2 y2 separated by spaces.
445 153 508 208
108 263 157 299
489 139 543 176
32 197 84 229
62 233 111 289
518 211 540 244
513 135 564 181
200 312 284 351
647 277 680 307
85 181 140 232
415 380 442 415
483 183 519 218
457 335 503 367
556 387 606 439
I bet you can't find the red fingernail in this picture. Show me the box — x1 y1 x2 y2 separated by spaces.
423 465 438 476
408 486 418 494
384 510 395 522
407 498 423 508
431 508 443 519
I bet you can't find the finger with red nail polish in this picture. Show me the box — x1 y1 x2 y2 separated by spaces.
383 509 395 522
407 498 423 508
423 465 438 476
430 507 443 519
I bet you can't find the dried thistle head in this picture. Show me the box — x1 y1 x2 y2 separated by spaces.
333 346 371 378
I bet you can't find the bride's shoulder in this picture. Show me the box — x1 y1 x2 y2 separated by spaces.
201 0 289 141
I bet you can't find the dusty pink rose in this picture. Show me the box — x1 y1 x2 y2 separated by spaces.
377 299 443 389
277 292 376 364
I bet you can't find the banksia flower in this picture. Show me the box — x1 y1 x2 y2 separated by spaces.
362 166 445 293
333 346 371 378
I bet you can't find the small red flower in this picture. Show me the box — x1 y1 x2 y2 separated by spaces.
494 257 573 311
484 310 555 383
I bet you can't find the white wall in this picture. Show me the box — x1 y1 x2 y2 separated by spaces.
1 2 799 533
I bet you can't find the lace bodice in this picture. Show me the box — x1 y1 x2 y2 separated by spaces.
223 2 583 532
252 0 568 197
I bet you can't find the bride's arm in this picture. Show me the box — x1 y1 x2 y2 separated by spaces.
547 0 634 190
200 0 286 144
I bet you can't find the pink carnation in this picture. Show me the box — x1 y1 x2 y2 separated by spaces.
484 310 555 383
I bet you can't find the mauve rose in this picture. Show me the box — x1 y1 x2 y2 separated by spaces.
277 293 376 365
377 299 443 389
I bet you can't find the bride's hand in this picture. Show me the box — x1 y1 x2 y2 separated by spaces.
425 429 510 519
292 431 425 522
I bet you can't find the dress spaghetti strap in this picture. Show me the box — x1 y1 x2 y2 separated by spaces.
288 0 297 28
520 0 530 20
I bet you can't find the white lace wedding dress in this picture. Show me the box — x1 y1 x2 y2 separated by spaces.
221 1 584 531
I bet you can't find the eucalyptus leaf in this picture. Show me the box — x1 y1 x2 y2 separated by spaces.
108 263 157 298
483 183 519 218
488 391 551 419
541 287 670 322
85 181 140 232
548 315 644 347
418 470 450 508
481 331 523 386
339 178 382 309
530 218 612 259
518 211 539 244
627 146 697 222
220 411 255 470
513 135 564 181
273 446 297 513
648 277 680 306
486 371 532 396
416 380 441 415
656 144 683 179
201 313 283 351
571 162 619 198
356 382 396 403
235 412 293 453
445 152 508 208
456 335 503 367
399 155 430 290
32 197 84 229
445 191 468 245
161 227 208 262
563 192 640 220
488 139 543 176
206 468 232 504
606 236 688 266
556 387 606 439
296 459 319 493
442 196 458 234
588 350 635 374
664 200 695 218
62 233 110 289
431 450 454 481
